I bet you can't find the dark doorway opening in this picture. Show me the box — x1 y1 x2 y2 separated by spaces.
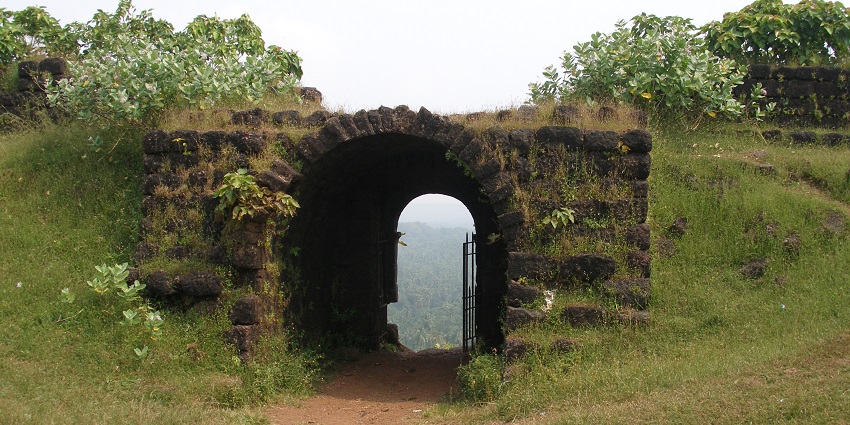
285 133 507 350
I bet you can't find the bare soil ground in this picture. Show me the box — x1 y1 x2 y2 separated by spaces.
266 348 464 425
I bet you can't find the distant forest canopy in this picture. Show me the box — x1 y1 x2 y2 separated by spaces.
388 222 474 351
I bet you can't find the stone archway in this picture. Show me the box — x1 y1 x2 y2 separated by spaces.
282 107 511 350
135 104 653 360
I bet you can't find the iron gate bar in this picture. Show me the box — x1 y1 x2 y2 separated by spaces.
462 233 477 352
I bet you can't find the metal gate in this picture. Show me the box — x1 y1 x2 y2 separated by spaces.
462 233 477 352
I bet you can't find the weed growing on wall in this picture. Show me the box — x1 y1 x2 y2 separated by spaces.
214 168 299 222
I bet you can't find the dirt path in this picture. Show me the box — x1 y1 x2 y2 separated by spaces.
265 348 464 425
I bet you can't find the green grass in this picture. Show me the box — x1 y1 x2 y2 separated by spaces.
1 115 848 423
0 123 317 424
429 125 850 423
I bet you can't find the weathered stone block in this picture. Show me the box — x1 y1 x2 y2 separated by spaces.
142 173 182 195
508 252 553 280
617 310 650 325
620 129 652 153
783 80 815 98
272 110 301 126
790 131 817 145
560 305 607 327
584 130 618 151
552 104 581 124
143 130 171 154
626 250 651 278
256 170 292 193
619 153 651 180
165 246 189 260
505 306 545 332
175 272 223 298
483 126 509 149
508 128 534 156
603 278 650 309
516 105 538 121
39 58 68 76
504 335 528 362
385 323 400 345
298 87 322 104
145 270 175 297
626 224 651 250
458 138 484 165
739 258 768 279
472 158 501 181
392 105 416 130
748 64 772 79
550 337 577 353
187 170 209 189
232 243 265 269
232 108 268 126
559 254 616 284
535 126 583 149
507 280 542 307
17 61 40 79
170 130 200 152
229 131 267 155
352 109 376 136
229 295 265 325
632 180 649 198
200 131 228 151
480 172 510 194
304 110 333 127
143 154 165 174
295 133 329 164
223 325 259 352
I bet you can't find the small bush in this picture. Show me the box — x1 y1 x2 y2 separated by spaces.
456 351 503 402
216 335 321 407
44 0 303 135
703 0 850 66
529 14 754 125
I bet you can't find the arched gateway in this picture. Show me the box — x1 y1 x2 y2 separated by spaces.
287 112 508 350
135 105 652 359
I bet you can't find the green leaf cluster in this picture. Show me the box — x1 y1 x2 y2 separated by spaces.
529 14 755 123
19 0 304 132
703 0 850 66
0 6 77 64
541 207 576 229
213 168 300 221
61 262 164 360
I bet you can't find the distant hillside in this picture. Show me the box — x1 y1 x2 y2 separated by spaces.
389 222 474 351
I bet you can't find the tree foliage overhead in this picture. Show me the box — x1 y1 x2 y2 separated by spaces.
3 1 303 133
703 0 850 66
0 6 77 64
529 14 761 123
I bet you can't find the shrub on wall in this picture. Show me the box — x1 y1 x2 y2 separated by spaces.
703 0 850 66
42 1 303 135
0 6 77 66
528 14 760 125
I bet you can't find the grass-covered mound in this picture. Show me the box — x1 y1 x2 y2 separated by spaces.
0 116 848 423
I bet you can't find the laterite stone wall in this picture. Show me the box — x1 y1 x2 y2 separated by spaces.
135 105 653 359
736 64 850 127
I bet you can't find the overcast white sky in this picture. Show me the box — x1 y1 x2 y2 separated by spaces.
7 0 789 114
